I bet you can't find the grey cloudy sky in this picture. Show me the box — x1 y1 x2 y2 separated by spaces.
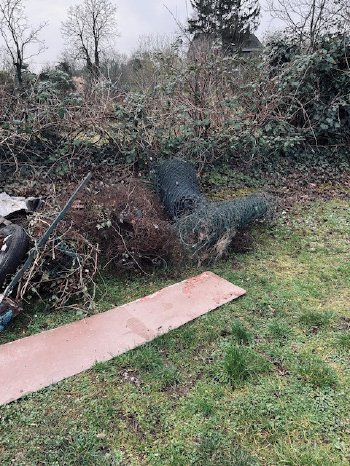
2 0 279 69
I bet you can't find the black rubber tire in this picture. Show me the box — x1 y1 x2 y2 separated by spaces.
0 224 29 288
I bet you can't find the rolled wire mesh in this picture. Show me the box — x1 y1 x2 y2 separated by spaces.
175 194 271 256
152 158 206 219
153 158 273 258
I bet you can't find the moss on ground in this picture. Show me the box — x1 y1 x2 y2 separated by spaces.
0 198 349 465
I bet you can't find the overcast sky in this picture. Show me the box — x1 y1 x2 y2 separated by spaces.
1 0 279 70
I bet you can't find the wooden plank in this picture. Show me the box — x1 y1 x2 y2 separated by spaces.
0 272 245 405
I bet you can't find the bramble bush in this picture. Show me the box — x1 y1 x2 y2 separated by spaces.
0 33 349 180
274 34 350 146
108 33 350 169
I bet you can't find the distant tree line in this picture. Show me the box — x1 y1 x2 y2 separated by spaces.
0 0 348 86
0 0 118 86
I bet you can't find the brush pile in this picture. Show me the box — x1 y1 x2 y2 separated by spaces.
6 178 181 310
17 211 98 311
2 162 273 312
68 180 182 273
1 178 183 312
14 180 182 309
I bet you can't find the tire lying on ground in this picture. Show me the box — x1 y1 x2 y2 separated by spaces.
0 224 29 288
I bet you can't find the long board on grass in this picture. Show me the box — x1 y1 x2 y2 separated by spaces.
0 272 245 405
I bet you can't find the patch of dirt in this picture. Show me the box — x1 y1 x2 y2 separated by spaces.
230 230 254 254
335 317 350 331
118 412 146 441
162 379 195 397
273 360 290 376
121 369 141 386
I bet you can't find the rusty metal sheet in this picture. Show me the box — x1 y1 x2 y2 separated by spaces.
0 272 246 405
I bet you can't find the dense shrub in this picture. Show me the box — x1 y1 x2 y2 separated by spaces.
111 34 350 166
274 34 350 146
36 69 75 102
266 36 300 70
0 33 349 179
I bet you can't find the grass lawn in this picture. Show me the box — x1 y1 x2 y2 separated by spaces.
0 195 349 465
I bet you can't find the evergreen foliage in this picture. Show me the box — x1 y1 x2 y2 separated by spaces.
188 0 261 52
269 33 350 145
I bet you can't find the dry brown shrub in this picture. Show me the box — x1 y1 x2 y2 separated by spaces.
69 179 182 273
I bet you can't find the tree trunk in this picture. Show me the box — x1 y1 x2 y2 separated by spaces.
14 44 23 87
94 38 100 79
14 62 22 87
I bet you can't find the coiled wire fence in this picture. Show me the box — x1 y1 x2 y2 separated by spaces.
153 158 274 259
153 158 206 219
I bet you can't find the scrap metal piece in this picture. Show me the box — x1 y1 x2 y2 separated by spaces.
0 192 41 218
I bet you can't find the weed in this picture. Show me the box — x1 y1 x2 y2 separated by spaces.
223 345 270 388
268 319 292 343
194 431 258 466
334 332 350 352
231 320 252 345
195 399 215 417
152 364 181 390
297 354 338 388
299 310 334 330
113 450 124 465
120 345 163 372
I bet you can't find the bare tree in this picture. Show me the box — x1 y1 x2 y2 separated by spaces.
0 0 46 85
266 0 344 49
62 0 118 79
334 0 350 32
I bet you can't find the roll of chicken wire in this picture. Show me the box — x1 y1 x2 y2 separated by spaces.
175 194 271 255
152 158 206 219
153 158 273 258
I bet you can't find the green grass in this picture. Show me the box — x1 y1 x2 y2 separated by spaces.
223 345 271 387
335 332 350 352
299 310 334 330
231 320 253 345
296 353 338 388
0 198 350 465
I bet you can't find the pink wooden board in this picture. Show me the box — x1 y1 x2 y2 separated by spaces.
0 272 246 405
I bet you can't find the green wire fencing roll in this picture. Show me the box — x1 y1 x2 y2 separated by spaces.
152 158 206 219
153 158 274 259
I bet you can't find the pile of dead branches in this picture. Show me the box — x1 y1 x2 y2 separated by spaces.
17 211 99 311
69 180 182 274
1 178 182 312
4 170 274 312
